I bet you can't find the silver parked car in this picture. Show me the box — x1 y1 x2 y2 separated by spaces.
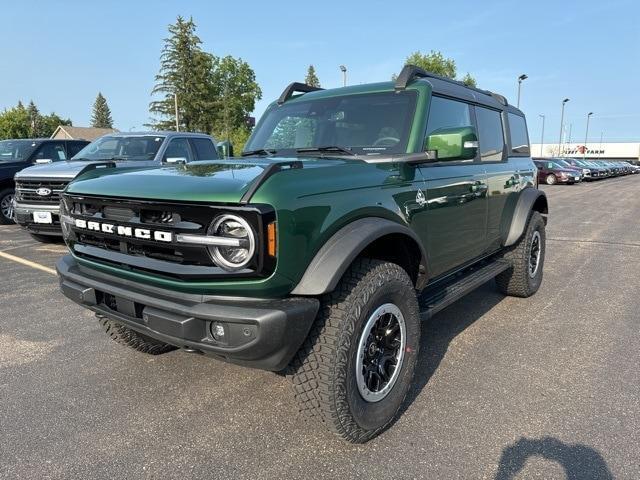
13 132 220 242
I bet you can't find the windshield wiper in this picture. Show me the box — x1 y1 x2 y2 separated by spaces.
296 146 356 156
241 149 277 157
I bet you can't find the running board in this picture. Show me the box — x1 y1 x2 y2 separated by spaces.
418 259 511 319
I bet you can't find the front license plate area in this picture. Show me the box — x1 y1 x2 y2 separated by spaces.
33 211 53 224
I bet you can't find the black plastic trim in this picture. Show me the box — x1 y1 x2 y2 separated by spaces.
239 161 303 204
503 188 548 246
277 82 323 105
291 217 428 295
56 255 319 371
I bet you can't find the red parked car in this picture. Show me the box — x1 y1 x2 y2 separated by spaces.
533 159 583 185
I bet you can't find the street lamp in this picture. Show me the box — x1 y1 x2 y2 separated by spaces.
539 114 545 157
517 74 528 108
558 98 569 157
583 112 593 160
339 65 347 87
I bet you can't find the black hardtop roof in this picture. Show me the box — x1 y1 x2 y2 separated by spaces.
395 65 524 115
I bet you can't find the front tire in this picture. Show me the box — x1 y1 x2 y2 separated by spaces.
0 189 15 224
496 211 546 298
99 317 177 355
288 259 420 443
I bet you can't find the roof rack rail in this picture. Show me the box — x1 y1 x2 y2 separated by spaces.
278 82 323 105
394 64 508 106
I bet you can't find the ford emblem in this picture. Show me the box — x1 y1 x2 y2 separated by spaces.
36 187 52 196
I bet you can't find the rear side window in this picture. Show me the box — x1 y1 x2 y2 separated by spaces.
475 107 504 161
425 96 472 138
508 113 530 154
190 138 218 160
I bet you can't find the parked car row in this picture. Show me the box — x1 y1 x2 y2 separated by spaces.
1 132 222 239
533 157 639 185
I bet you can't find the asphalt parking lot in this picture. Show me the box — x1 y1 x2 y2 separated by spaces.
1 176 639 479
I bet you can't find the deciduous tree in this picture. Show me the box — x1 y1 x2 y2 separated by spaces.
396 50 477 87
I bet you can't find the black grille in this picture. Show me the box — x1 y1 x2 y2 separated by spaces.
16 179 69 204
64 194 275 280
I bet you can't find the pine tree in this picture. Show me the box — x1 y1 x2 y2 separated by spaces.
148 16 215 132
27 101 41 137
91 92 113 128
305 65 321 87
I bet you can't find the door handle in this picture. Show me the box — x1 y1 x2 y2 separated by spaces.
504 176 518 188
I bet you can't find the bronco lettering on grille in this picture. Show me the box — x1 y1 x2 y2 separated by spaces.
74 219 173 242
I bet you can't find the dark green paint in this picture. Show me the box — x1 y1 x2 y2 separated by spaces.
65 80 536 298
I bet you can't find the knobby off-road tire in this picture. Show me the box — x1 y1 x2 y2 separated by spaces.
99 317 177 355
288 258 420 443
496 211 546 298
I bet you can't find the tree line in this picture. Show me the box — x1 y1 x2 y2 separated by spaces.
0 14 476 148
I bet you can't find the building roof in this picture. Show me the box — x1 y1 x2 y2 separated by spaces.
50 125 118 141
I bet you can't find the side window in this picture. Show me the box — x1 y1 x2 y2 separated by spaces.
508 113 530 154
425 96 472 140
66 142 86 158
163 138 193 162
475 107 505 162
189 138 218 160
34 142 67 162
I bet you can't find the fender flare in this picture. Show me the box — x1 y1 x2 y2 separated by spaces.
291 217 427 296
503 188 548 247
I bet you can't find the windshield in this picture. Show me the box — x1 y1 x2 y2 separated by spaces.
245 91 417 156
72 135 165 161
0 139 38 163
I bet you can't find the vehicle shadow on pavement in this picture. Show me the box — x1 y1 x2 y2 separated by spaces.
399 281 505 417
494 436 613 479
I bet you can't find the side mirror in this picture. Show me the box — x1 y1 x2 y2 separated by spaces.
216 140 234 158
426 126 478 161
35 158 53 164
165 157 187 164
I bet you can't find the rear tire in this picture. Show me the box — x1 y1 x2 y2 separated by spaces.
0 189 15 224
545 174 557 185
99 317 177 355
496 211 546 298
288 258 420 443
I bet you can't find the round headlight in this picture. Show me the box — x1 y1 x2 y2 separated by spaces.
208 214 255 271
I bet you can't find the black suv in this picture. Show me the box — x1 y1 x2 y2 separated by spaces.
0 138 89 224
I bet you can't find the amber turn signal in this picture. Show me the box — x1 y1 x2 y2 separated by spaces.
267 222 277 257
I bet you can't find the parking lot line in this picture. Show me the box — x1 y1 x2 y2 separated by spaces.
0 251 56 275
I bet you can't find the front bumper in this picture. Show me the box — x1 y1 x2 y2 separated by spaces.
14 202 62 236
56 255 319 371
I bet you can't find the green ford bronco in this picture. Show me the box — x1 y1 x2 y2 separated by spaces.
57 65 548 443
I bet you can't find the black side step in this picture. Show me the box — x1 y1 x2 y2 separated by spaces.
418 259 510 319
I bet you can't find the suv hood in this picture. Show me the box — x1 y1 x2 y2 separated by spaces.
65 158 347 204
14 159 158 180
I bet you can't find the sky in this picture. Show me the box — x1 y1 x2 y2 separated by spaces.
1 0 638 144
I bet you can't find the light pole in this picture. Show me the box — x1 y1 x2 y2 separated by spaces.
599 131 603 158
517 74 528 108
174 92 180 132
558 98 569 157
583 112 593 160
539 114 545 157
339 65 347 87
